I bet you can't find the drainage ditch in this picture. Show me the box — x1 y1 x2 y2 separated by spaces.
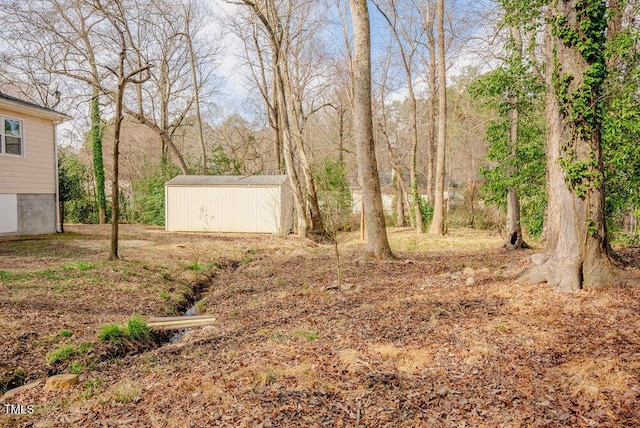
161 259 240 344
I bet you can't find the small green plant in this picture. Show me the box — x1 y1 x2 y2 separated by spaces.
194 299 206 310
185 261 203 271
34 269 61 280
80 378 102 400
77 342 93 354
63 260 97 272
0 270 21 282
230 310 238 317
69 361 85 374
159 291 170 300
125 315 151 342
246 247 257 254
47 345 76 364
292 330 319 341
59 329 73 338
98 324 126 344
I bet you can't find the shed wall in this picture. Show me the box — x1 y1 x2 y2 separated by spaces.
166 185 285 233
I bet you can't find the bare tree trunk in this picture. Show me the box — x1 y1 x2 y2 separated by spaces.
110 62 125 261
349 0 394 259
519 0 635 290
429 0 446 235
505 26 528 250
373 1 423 232
236 0 322 236
183 1 207 174
505 109 528 250
393 168 408 227
422 2 437 204
274 62 307 237
282 69 325 235
506 188 525 249
272 55 283 173
408 88 423 233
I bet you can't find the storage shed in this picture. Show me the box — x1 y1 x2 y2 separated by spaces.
165 175 293 234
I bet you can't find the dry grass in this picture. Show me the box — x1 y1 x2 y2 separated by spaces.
109 380 141 404
555 357 638 396
369 344 433 374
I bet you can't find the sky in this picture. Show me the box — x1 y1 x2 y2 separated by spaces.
205 0 499 116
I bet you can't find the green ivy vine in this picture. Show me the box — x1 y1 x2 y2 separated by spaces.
551 0 608 196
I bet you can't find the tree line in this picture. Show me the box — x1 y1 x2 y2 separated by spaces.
1 0 638 290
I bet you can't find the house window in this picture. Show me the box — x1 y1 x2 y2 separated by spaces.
1 117 23 156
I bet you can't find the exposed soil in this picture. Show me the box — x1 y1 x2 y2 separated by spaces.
1 226 639 427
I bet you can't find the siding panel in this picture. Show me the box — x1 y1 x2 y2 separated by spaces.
0 107 55 194
166 184 286 233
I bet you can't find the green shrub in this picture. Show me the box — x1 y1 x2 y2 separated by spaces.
98 316 151 345
131 161 180 226
98 324 126 343
125 315 151 342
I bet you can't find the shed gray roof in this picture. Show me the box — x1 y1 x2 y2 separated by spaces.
165 175 289 187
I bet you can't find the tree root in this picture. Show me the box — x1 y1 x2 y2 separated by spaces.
518 256 640 291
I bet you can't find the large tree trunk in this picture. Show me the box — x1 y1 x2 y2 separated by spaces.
429 0 446 235
519 0 632 290
349 0 394 259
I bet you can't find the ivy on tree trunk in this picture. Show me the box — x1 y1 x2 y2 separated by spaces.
520 0 635 290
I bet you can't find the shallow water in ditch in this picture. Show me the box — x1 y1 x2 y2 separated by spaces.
169 303 201 343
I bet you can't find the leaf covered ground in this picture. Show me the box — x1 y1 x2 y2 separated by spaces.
1 225 639 427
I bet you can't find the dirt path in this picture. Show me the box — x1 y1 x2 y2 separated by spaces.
1 227 639 427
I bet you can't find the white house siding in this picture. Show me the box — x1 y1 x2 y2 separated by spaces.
0 95 67 236
0 109 56 195
165 176 292 234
